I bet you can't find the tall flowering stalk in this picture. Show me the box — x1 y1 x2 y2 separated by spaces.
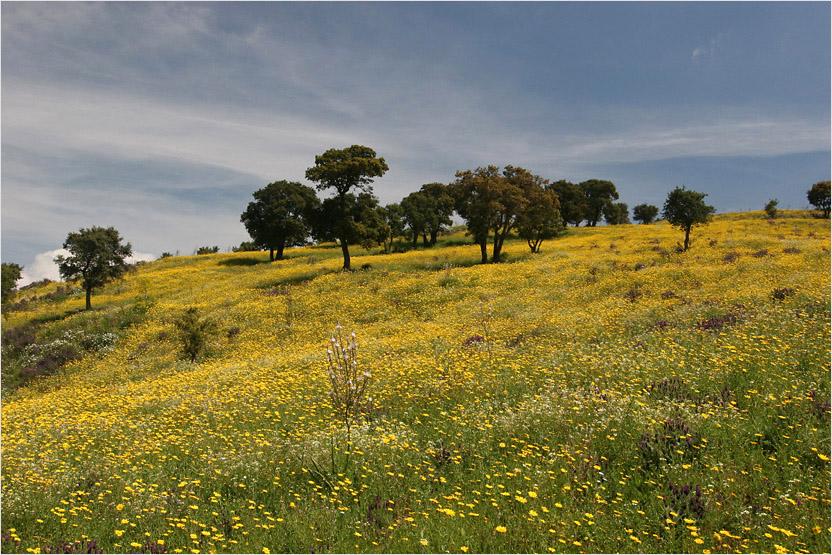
325 323 370 464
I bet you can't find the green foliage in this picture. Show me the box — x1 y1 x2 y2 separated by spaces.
807 181 830 218
579 179 619 227
516 180 564 253
231 241 260 253
55 226 132 310
379 203 405 253
549 180 587 227
603 201 630 225
312 193 388 254
173 307 218 363
632 203 659 225
662 186 716 251
1 262 23 304
195 246 219 255
305 145 389 269
764 198 779 219
240 180 320 261
451 165 545 263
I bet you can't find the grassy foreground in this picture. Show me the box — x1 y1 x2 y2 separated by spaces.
1 212 830 554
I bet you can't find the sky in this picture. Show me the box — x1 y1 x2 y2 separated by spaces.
2 1 830 285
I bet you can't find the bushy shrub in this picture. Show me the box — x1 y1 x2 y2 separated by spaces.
195 246 219 255
174 307 218 362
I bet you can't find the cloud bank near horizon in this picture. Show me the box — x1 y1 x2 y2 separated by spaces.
16 250 157 288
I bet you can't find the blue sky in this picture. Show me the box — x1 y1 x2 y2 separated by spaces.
2 1 829 283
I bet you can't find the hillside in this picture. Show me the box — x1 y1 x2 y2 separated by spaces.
1 214 830 554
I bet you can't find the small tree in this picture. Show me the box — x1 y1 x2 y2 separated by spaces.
174 307 218 362
807 181 831 218
195 246 219 255
632 203 659 225
580 179 619 227
306 145 389 270
450 166 501 264
311 192 387 254
401 190 433 248
55 226 132 310
662 187 715 251
240 180 320 261
550 180 586 227
764 199 779 219
603 202 630 225
517 180 564 253
1 262 23 304
379 203 405 253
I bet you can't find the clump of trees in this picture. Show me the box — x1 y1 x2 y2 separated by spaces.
633 204 659 225
55 226 132 310
807 181 830 218
662 187 715 251
450 165 562 262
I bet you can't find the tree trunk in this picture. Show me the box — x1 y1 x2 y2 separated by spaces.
269 247 275 262
412 230 418 248
85 286 92 310
430 231 438 246
479 240 488 264
422 233 429 247
275 243 285 261
684 226 691 251
340 238 351 270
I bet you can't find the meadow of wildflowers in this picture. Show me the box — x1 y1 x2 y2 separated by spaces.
1 212 829 554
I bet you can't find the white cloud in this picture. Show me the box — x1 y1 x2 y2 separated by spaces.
17 249 156 287
19 249 69 286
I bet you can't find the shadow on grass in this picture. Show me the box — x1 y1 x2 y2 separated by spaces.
218 257 267 267
257 269 336 290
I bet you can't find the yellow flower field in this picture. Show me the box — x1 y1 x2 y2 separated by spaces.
1 212 829 553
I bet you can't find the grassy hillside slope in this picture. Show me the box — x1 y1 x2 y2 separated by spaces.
1 213 830 554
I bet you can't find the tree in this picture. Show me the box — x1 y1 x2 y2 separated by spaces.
55 226 132 310
516 184 564 253
419 182 455 246
632 204 660 225
807 181 831 218
311 192 387 254
306 145 389 269
450 166 500 263
379 203 405 253
603 202 630 225
764 199 779 219
580 179 618 227
662 187 716 251
550 180 586 227
400 191 433 248
1 262 23 303
241 180 320 261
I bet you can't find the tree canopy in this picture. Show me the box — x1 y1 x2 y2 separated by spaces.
662 187 715 251
580 179 619 227
305 145 388 269
807 181 830 218
55 226 132 310
632 204 659 225
603 202 630 225
549 180 586 227
241 180 320 261
516 183 563 253
1 262 23 303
